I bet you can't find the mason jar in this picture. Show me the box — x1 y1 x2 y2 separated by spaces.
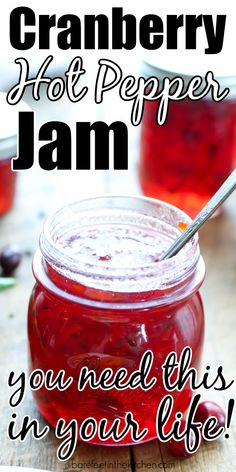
28 196 205 445
139 59 236 218
0 92 31 215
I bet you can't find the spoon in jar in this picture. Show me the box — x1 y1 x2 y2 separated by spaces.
160 169 236 261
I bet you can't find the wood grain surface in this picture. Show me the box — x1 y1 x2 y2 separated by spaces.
0 93 236 472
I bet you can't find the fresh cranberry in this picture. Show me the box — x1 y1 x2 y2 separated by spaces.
99 255 111 261
0 244 22 276
168 420 201 459
195 401 225 436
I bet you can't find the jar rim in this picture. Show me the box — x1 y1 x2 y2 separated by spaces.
38 195 203 299
33 249 205 309
0 134 17 161
0 92 32 160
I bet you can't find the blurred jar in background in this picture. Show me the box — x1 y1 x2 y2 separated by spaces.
139 60 236 218
0 92 30 215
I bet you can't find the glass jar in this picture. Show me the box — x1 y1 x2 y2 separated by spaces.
139 60 236 218
28 196 205 445
0 92 31 215
0 156 17 215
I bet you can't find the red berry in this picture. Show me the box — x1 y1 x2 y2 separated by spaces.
0 244 22 276
195 401 225 436
168 420 201 459
99 255 111 261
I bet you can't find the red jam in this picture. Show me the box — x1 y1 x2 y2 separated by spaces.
0 157 17 215
0 92 31 215
28 197 205 445
139 96 236 218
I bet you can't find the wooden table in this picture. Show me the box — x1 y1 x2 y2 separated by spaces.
0 91 236 472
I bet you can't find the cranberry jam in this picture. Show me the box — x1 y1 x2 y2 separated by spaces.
28 196 205 445
0 92 31 215
139 60 236 218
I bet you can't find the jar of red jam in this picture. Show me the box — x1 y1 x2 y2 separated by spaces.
139 59 236 218
0 92 30 215
28 196 205 445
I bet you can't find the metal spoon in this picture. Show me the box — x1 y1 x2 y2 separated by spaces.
160 169 236 261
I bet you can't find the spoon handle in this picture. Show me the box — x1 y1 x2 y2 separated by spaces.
160 169 236 260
